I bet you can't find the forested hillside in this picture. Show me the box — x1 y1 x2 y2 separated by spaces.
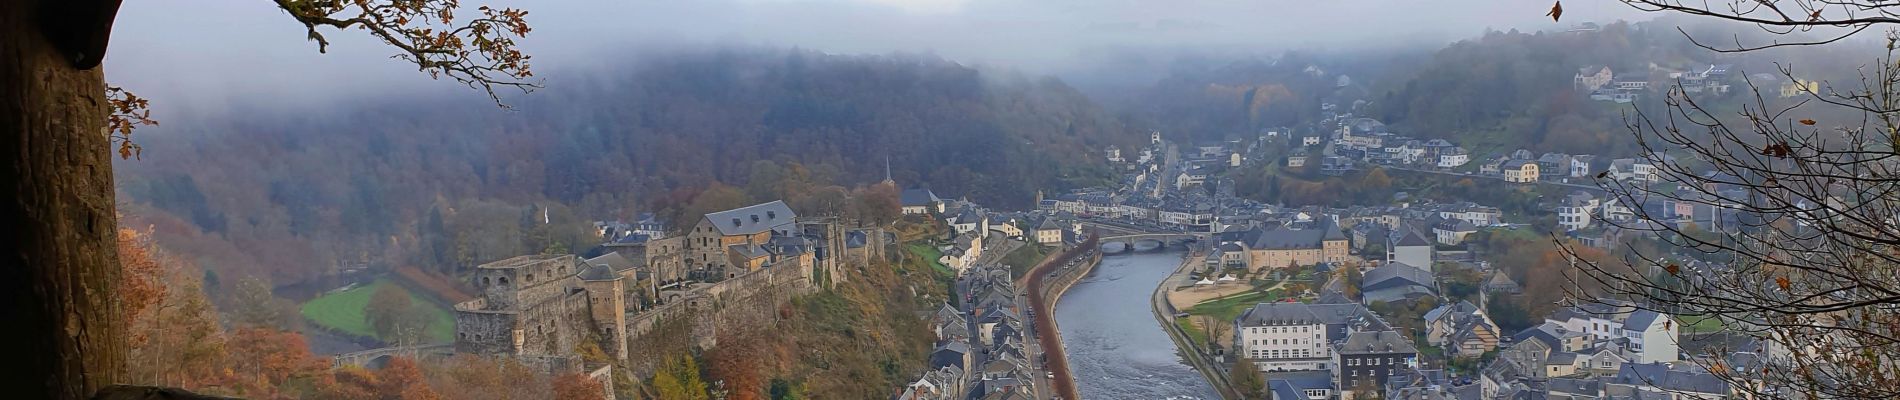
1115 19 1870 156
114 48 1140 289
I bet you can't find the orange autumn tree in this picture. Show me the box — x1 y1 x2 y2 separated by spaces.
225 327 328 397
120 226 227 390
5 1 536 397
551 373 606 400
116 227 164 346
307 357 442 400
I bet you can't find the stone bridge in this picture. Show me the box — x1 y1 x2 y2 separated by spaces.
332 344 454 368
1099 233 1204 254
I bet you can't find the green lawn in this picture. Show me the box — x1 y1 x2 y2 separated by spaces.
1681 314 1727 334
301 278 455 343
1184 288 1286 321
1001 244 1048 279
1176 317 1210 350
905 243 955 277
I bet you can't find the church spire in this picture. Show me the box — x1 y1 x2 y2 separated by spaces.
882 156 894 185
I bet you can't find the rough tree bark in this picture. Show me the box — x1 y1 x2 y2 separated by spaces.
1 1 125 399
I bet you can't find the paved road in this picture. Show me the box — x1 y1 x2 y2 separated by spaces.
1026 236 1099 400
1380 164 1607 192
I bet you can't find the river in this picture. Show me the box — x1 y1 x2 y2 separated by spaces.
1054 250 1218 400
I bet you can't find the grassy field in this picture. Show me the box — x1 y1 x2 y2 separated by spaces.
904 243 955 277
1184 288 1286 322
1001 243 1048 279
1681 314 1727 334
1176 317 1210 349
301 278 456 343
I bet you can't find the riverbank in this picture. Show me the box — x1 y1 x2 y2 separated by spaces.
1152 254 1241 399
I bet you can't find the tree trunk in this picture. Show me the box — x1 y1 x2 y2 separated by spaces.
1 1 123 398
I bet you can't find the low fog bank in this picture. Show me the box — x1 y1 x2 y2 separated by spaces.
105 0 1648 119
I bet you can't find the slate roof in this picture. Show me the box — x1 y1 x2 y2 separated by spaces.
1365 262 1435 290
1243 223 1344 251
577 264 619 281
1547 351 1581 365
1395 226 1433 247
1424 301 1482 325
901 188 942 207
1623 309 1666 331
1513 321 1580 351
1264 370 1334 391
1546 377 1602 396
704 201 797 236
1338 330 1418 355
1613 363 1727 394
1268 379 1306 400
929 342 970 370
584 252 638 272
1237 303 1324 326
728 244 769 260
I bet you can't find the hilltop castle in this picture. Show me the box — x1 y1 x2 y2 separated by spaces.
446 200 889 373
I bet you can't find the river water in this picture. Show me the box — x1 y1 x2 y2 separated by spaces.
1055 250 1218 400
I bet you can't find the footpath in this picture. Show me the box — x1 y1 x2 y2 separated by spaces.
1151 252 1241 399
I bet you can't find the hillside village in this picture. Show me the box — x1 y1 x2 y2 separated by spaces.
883 99 1777 399
401 26 1817 400
343 74 1785 399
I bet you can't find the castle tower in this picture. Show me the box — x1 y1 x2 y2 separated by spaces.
578 265 629 361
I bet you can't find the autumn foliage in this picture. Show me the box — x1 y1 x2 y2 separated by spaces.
551 373 606 400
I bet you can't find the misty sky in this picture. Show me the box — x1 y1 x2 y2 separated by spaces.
106 0 1648 113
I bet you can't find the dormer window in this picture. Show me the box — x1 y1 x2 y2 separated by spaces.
751 215 760 223
767 211 776 219
732 218 742 226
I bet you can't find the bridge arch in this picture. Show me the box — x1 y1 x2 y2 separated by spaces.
1098 233 1204 254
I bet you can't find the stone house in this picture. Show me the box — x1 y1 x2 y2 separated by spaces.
685 201 798 279
1226 222 1351 272
1502 160 1539 183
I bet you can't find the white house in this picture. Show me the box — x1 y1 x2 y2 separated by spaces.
1600 198 1635 223
1387 228 1433 269
1234 304 1333 371
1607 158 1657 183
1548 302 1679 364
1621 310 1679 364
1438 148 1470 169
1176 167 1209 190
1569 155 1597 178
1557 191 1600 232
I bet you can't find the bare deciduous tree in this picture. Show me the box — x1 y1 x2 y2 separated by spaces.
1561 2 1900 397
